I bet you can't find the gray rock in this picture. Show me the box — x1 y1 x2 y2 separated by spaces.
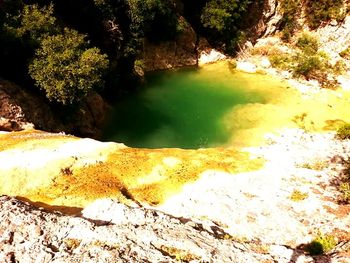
0 196 283 263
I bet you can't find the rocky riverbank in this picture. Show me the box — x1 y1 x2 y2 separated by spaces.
1 126 350 262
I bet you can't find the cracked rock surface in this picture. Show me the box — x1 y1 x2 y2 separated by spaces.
1 196 348 262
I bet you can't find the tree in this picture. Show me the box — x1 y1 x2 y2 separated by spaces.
4 3 59 45
29 28 109 104
16 4 59 41
127 0 178 41
201 0 251 32
198 0 252 53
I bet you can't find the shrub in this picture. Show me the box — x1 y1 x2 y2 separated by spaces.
280 0 301 42
5 4 59 44
336 123 350 140
269 52 294 70
332 60 347 75
127 0 178 41
306 233 337 255
300 160 328 170
296 33 319 55
201 0 251 32
339 182 350 203
200 0 252 53
293 54 323 79
29 29 109 104
290 190 308 201
306 0 346 29
340 47 350 59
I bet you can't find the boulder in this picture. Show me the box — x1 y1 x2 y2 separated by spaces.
236 61 257 73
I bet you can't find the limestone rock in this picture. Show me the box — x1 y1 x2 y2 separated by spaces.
0 79 110 138
143 16 198 71
316 16 350 57
248 0 283 39
0 117 34 132
198 49 227 66
236 61 257 73
0 80 61 132
0 196 279 263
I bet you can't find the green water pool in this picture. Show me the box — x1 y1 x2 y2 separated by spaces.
102 62 273 148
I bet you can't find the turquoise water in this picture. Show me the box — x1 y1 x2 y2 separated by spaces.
103 66 265 148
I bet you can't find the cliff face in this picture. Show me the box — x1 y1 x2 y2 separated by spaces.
0 80 110 138
0 80 61 132
142 0 283 71
142 17 199 71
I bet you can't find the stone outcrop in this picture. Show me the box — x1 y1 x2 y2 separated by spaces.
0 80 62 132
65 91 111 138
143 17 198 71
0 80 110 138
1 128 350 262
245 0 283 41
1 194 349 262
260 0 283 37
0 196 279 263
315 16 350 56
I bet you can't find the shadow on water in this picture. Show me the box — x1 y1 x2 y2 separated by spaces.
102 67 264 149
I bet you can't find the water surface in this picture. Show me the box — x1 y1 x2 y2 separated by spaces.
103 63 266 148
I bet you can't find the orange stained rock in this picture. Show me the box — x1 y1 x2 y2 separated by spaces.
0 131 264 212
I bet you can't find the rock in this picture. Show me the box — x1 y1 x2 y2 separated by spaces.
67 92 111 138
0 80 110 138
337 75 350 91
143 16 198 71
0 80 62 132
0 196 281 263
316 16 350 55
0 117 34 132
248 0 283 38
260 57 271 68
255 36 281 47
236 61 257 73
198 49 227 66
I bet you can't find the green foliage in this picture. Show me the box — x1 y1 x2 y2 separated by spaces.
201 0 251 31
306 0 346 29
280 0 346 38
201 0 232 31
336 123 350 140
293 54 323 79
280 0 301 42
29 29 109 104
306 233 337 255
127 0 178 40
339 182 350 203
295 33 319 55
200 0 251 53
267 33 339 88
269 52 294 70
8 4 59 42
